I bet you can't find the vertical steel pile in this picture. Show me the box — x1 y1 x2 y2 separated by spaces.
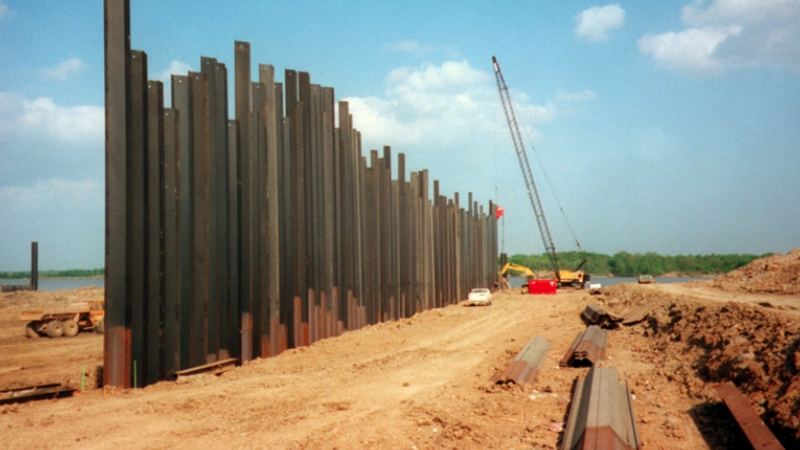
30 242 38 291
104 0 499 387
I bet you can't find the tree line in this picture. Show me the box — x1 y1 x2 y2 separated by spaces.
1 251 771 279
506 251 771 277
0 268 105 279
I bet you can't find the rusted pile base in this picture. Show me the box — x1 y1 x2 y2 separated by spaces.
491 336 551 386
0 384 75 405
717 381 785 450
561 367 641 450
560 326 608 367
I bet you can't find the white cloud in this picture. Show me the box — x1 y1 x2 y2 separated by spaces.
639 0 800 74
388 40 435 56
156 61 193 107
556 89 598 102
157 60 193 82
575 4 626 42
343 60 555 152
0 1 10 20
680 0 798 26
0 178 105 269
638 26 742 75
0 178 102 213
0 92 103 143
39 57 87 81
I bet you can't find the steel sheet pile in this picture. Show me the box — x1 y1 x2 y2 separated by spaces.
103 0 498 388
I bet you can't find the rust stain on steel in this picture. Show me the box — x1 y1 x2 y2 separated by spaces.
560 325 608 367
0 384 75 405
173 358 238 380
717 381 785 450
582 305 622 329
561 367 640 450
491 336 551 386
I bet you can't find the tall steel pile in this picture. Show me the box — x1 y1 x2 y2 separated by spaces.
103 0 498 388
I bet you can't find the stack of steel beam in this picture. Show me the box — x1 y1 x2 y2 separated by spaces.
581 304 622 329
103 0 499 388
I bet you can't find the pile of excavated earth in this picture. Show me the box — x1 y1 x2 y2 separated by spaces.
0 250 798 449
713 248 800 295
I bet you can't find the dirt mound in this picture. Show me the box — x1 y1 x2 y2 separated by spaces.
712 249 800 295
603 283 800 445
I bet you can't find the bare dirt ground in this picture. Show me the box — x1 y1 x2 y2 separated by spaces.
1 252 799 449
0 287 104 391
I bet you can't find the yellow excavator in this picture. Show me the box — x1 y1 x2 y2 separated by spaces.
499 261 588 288
499 262 536 279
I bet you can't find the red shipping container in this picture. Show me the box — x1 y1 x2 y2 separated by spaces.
528 279 557 295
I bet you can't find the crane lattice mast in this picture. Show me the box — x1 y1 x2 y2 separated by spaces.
492 56 561 279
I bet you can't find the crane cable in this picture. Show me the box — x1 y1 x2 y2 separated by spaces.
518 120 583 254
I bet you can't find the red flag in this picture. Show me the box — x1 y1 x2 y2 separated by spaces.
495 205 504 220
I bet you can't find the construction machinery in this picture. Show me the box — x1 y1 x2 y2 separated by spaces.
499 262 536 279
21 300 105 338
492 56 589 288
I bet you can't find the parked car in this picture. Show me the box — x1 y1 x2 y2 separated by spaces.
637 275 656 284
466 288 492 306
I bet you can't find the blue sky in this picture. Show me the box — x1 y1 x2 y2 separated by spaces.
1 0 799 270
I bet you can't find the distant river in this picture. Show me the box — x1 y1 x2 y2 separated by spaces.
0 279 105 291
508 276 714 288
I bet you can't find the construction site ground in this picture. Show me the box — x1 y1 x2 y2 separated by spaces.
1 273 799 449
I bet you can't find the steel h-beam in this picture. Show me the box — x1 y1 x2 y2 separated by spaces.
129 49 148 389
146 80 165 384
189 70 210 369
226 119 241 360
30 242 38 291
104 0 130 388
259 64 280 357
163 107 180 378
200 57 221 363
213 61 230 360
172 74 193 370
234 41 252 362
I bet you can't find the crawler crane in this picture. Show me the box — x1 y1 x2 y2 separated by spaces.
492 56 589 287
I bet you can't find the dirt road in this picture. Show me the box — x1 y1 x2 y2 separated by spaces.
1 282 798 449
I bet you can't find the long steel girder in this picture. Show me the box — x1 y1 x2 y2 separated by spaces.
561 325 608 367
491 336 551 386
561 367 641 450
717 382 785 450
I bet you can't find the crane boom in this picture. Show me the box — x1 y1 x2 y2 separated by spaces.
492 56 561 279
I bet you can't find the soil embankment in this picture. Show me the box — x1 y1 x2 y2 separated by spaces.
0 251 798 449
712 248 800 295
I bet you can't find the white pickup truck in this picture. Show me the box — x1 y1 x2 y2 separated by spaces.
465 288 493 306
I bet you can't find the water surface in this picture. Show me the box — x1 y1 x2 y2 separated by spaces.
0 279 104 291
